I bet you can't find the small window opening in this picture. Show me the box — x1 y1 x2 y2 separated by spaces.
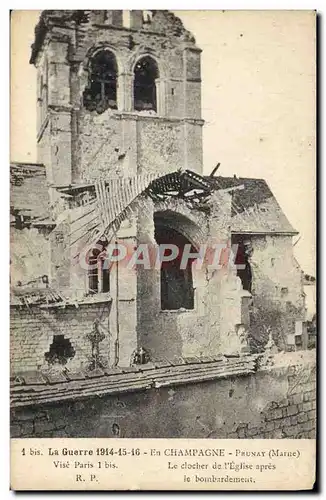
83 50 118 114
232 236 253 293
134 56 159 112
45 335 75 365
88 253 99 294
103 11 110 23
295 335 303 348
102 266 110 293
13 212 31 230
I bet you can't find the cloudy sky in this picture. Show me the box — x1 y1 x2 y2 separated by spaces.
10 10 316 274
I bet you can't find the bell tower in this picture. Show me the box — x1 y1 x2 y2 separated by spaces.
31 10 204 187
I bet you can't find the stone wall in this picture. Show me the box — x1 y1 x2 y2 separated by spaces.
10 303 111 375
77 111 123 181
11 350 316 439
10 227 50 286
247 234 305 351
137 118 185 176
75 112 202 182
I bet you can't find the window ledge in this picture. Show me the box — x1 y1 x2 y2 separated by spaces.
114 111 204 125
77 293 113 305
159 308 195 314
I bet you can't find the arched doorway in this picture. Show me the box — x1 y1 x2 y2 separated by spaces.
154 215 197 311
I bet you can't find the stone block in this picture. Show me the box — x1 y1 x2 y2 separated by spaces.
289 393 303 405
290 415 298 426
281 416 292 428
10 423 21 437
297 412 308 423
20 421 34 436
34 418 56 435
247 427 260 437
303 390 315 402
265 421 275 432
269 408 283 420
302 401 313 412
283 425 297 437
307 409 316 421
302 420 315 432
286 404 298 417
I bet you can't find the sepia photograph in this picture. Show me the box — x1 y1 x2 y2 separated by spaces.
10 7 316 471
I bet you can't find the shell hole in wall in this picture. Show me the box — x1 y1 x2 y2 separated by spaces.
45 335 75 365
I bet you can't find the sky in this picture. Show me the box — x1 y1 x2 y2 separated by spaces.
10 10 316 275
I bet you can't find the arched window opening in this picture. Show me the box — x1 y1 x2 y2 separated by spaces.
142 11 153 24
232 236 253 293
155 222 195 311
133 56 159 112
83 50 118 113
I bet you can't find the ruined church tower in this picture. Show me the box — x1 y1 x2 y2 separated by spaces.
31 10 204 187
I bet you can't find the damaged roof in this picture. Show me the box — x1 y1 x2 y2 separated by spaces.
11 355 258 408
10 163 296 236
207 176 297 235
10 285 65 307
10 163 51 222
30 10 197 65
63 171 297 248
